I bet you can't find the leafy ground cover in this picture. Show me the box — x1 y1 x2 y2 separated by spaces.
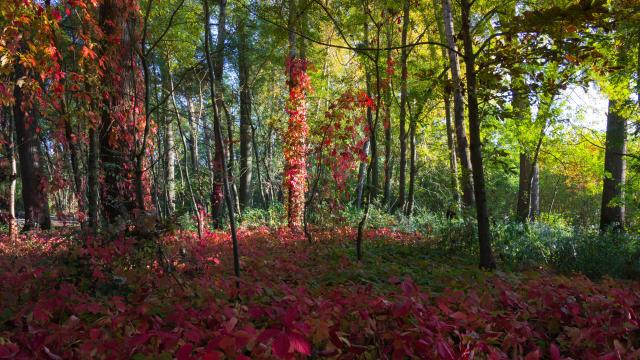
1 228 639 359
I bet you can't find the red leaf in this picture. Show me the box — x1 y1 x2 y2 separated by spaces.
272 332 290 359
289 333 311 356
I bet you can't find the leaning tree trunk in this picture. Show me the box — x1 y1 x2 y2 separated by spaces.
442 0 474 208
13 64 51 231
238 15 252 210
397 0 409 213
600 99 626 232
461 0 495 269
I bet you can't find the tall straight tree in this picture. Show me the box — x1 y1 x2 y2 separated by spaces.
203 0 240 278
206 0 227 228
600 98 626 231
460 0 495 269
284 0 309 230
397 0 409 212
237 14 252 210
441 0 474 208
382 22 392 208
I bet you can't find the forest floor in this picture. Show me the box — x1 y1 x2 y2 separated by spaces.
1 227 639 359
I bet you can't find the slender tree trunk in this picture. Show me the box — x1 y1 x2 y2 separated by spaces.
461 0 495 269
362 12 380 202
87 128 99 231
356 141 370 208
397 0 410 212
382 24 392 208
2 108 18 240
406 101 417 216
600 99 626 232
204 0 240 278
530 163 539 221
13 64 51 231
203 0 226 228
238 16 252 210
434 0 461 212
251 123 266 208
442 0 474 208
165 110 176 216
187 97 199 173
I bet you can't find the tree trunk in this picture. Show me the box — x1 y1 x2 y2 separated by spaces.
406 101 417 216
397 0 409 213
238 15 252 210
442 0 474 208
600 99 626 232
187 96 199 173
165 109 176 216
382 24 392 208
460 0 495 269
204 0 241 278
13 64 51 231
204 0 226 228
516 153 532 222
87 128 99 231
2 108 18 240
356 140 370 208
530 163 539 221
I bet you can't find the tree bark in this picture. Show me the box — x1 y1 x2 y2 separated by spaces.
238 15 252 210
442 0 474 208
460 0 495 269
13 64 51 231
204 0 240 278
283 0 308 230
382 24 392 208
516 153 531 221
204 0 226 228
406 101 417 216
87 128 99 231
600 99 626 231
397 0 409 213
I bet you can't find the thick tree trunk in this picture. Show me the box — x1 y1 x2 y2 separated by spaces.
238 16 252 210
461 0 495 269
442 0 474 208
600 99 626 232
516 153 532 222
397 0 409 213
283 0 308 230
13 65 51 231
